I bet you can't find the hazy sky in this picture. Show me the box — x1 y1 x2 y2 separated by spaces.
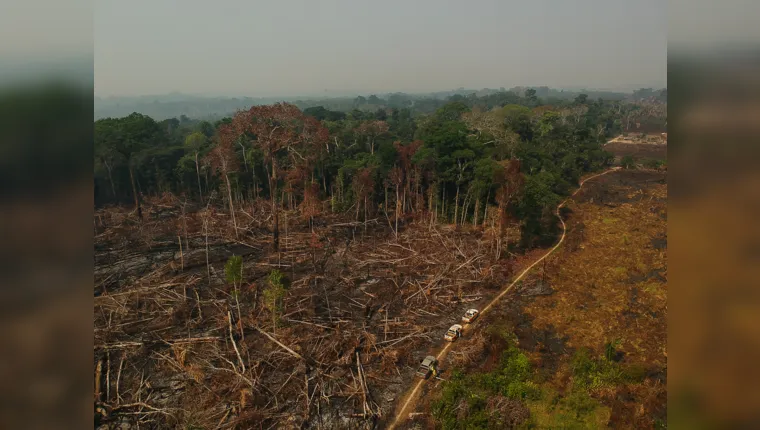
94 0 668 97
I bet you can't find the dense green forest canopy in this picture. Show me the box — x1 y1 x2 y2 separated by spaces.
95 88 666 248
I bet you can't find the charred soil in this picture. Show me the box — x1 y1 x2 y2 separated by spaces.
94 193 526 429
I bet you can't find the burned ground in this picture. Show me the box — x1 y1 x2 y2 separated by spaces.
94 192 527 429
605 142 666 162
605 133 667 165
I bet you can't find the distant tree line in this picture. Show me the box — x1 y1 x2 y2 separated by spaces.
95 89 666 249
94 87 665 121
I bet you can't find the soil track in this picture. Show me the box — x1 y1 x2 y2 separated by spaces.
386 167 622 429
604 134 667 161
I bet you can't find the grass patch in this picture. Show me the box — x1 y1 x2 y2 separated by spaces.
571 344 646 391
519 342 648 429
522 389 610 429
643 282 663 295
643 158 666 170
602 217 616 225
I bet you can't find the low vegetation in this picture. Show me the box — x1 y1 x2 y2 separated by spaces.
432 330 539 429
429 329 647 429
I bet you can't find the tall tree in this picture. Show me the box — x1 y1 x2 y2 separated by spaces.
95 113 162 218
393 140 423 212
184 131 208 202
494 159 524 242
356 120 389 154
205 124 241 238
232 103 329 250
94 132 121 199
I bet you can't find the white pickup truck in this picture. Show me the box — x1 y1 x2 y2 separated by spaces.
461 309 479 324
443 324 463 342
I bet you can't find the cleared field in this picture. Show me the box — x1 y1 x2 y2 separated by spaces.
406 170 667 429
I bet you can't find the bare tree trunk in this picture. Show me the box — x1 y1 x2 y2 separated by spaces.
128 162 142 219
204 168 209 196
416 178 422 212
224 173 239 239
104 159 116 198
204 217 211 284
427 185 433 214
483 190 490 227
454 185 460 227
195 152 203 203
178 235 184 270
473 197 480 227
355 190 361 221
395 185 400 236
461 189 471 225
498 201 506 239
442 187 446 222
271 159 279 251
252 163 258 201
330 185 335 213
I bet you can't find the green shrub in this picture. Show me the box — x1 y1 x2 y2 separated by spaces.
224 255 243 286
621 155 636 169
432 335 537 428
267 269 288 290
604 338 622 362
644 158 664 170
264 270 289 329
621 363 649 383
522 388 610 429
572 343 638 391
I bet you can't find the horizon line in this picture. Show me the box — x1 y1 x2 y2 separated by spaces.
95 85 666 99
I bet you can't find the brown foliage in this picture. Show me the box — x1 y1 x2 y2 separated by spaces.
352 167 376 201
388 166 403 189
394 140 422 175
300 182 322 221
450 332 487 368
228 103 329 247
232 102 329 181
204 123 240 176
486 395 530 427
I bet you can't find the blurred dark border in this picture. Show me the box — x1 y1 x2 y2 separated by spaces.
0 57 94 428
669 45 760 428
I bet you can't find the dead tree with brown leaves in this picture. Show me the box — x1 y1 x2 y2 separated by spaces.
205 124 241 239
231 103 329 251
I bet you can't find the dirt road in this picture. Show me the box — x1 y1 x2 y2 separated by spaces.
386 167 622 430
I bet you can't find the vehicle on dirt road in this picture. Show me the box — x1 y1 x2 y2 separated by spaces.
416 356 438 379
461 309 479 324
443 324 463 342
